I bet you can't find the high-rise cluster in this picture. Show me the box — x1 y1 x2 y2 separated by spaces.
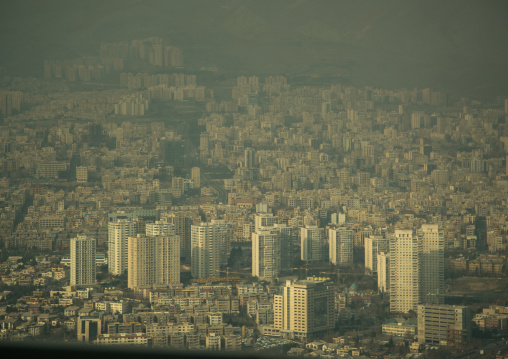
388 224 444 313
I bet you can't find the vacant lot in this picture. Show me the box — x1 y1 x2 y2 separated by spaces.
448 277 508 293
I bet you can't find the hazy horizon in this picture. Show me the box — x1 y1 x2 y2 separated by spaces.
1 0 508 99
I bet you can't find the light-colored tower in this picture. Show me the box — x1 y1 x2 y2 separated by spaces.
274 223 295 273
255 213 278 231
108 219 136 275
169 214 192 262
156 234 180 285
364 236 389 274
377 252 390 293
128 234 180 289
191 167 201 188
146 221 176 237
211 219 232 267
251 223 295 280
274 279 335 340
191 223 221 279
252 228 281 280
70 235 96 286
128 234 155 289
301 226 325 262
389 229 419 313
419 224 444 304
328 227 354 266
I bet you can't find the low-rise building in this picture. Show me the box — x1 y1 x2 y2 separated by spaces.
95 333 151 345
382 322 416 337
417 304 472 345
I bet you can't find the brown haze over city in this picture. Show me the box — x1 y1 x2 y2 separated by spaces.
1 0 507 99
2 1 508 357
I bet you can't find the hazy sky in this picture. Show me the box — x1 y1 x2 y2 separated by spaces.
1 0 507 99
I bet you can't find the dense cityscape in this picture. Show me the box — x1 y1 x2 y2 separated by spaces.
1 2 508 359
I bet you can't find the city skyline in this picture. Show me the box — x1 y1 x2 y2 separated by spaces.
1 1 508 357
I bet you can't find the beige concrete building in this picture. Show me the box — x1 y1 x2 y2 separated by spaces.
364 235 388 274
191 166 200 188
108 219 136 275
417 305 472 345
191 223 221 279
145 221 176 237
274 279 335 340
419 224 444 304
70 235 96 286
329 227 354 266
77 316 102 342
255 212 278 231
301 226 325 262
390 229 419 313
128 233 180 289
95 333 150 345
377 251 390 293
76 166 88 183
252 228 281 281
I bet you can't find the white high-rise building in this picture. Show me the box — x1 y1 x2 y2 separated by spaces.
328 227 354 266
377 252 390 293
389 229 419 313
419 224 444 304
191 223 221 279
128 234 155 289
274 223 296 273
146 221 176 237
211 219 232 267
168 214 192 261
155 234 180 286
251 224 295 281
70 235 96 286
252 228 281 280
191 167 200 188
364 236 389 274
128 234 180 289
108 219 136 275
301 226 325 262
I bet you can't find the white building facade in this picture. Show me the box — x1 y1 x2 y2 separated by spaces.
70 235 96 286
389 229 419 313
329 227 354 266
108 219 136 275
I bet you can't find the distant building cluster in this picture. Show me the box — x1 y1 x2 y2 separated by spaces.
0 90 22 116
101 38 183 68
44 37 183 82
